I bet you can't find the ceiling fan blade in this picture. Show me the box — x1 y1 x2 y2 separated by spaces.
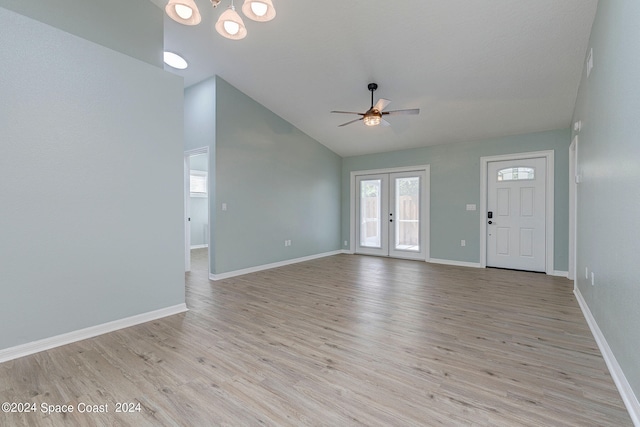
338 117 364 127
382 108 420 116
381 119 391 127
331 110 364 115
373 98 391 112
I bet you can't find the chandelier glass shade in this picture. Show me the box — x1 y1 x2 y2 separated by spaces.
165 0 202 26
241 0 276 22
215 5 247 40
165 0 275 40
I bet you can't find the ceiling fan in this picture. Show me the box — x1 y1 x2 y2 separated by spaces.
331 83 420 127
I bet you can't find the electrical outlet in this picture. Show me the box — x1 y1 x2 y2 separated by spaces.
461 240 466 247
344 240 348 247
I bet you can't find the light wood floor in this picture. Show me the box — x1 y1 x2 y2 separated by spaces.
0 250 632 426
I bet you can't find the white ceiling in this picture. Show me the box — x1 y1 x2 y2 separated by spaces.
151 0 598 157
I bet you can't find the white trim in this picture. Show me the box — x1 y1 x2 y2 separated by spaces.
184 147 210 276
184 148 210 156
552 270 569 278
429 258 482 268
190 244 208 249
0 304 188 364
351 165 432 176
574 288 640 426
349 165 430 261
568 137 578 281
480 150 555 275
210 250 343 281
184 154 191 272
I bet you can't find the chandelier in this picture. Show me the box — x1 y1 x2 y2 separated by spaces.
165 0 276 40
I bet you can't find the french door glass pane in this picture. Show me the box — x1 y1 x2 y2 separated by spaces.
394 177 420 251
360 179 382 248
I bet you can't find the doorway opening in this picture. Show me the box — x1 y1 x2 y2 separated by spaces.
350 166 430 261
184 148 210 276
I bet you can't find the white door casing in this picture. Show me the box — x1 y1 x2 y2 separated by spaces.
480 151 554 275
184 154 191 272
486 157 546 272
352 166 429 261
568 137 578 281
184 147 210 274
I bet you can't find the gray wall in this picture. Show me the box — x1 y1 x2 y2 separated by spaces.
0 0 162 67
214 77 342 274
342 129 570 270
0 7 184 350
571 1 640 400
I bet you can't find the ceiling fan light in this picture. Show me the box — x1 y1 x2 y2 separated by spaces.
363 115 381 127
242 0 276 22
216 6 247 39
165 0 202 25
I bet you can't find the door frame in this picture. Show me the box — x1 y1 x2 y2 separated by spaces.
349 165 430 261
480 150 554 274
568 137 578 281
184 147 210 274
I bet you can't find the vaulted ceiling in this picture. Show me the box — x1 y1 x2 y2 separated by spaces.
151 0 598 157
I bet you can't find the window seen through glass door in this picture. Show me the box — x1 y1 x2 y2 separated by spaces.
360 179 382 248
394 177 420 251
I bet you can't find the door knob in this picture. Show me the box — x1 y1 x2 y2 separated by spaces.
488 220 493 224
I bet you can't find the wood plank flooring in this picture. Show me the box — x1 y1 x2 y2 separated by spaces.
0 250 632 426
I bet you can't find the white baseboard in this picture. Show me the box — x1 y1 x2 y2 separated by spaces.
429 258 482 268
552 270 569 277
190 244 208 249
210 250 343 281
0 304 188 364
574 287 640 426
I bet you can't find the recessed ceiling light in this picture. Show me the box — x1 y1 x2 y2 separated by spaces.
163 51 188 70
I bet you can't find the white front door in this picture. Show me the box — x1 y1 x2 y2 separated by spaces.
487 157 546 272
355 171 426 260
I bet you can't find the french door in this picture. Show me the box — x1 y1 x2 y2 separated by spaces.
355 171 426 260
